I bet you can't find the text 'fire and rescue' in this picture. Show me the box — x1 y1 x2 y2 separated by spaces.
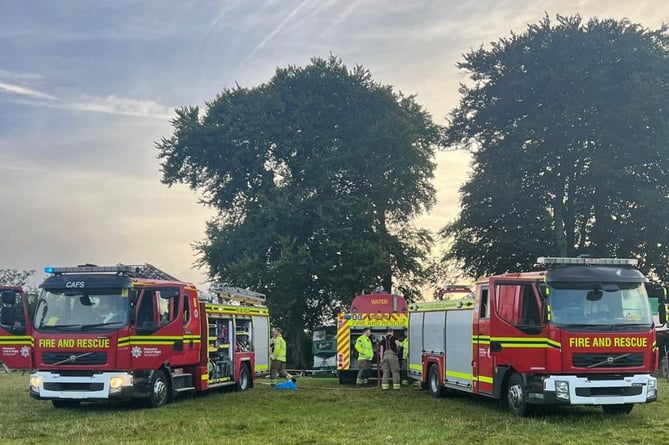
569 337 647 348
38 338 110 348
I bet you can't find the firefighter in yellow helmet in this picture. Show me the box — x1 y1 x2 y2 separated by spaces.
355 327 374 385
270 327 294 384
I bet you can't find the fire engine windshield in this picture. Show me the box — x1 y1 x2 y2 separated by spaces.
548 283 652 328
33 288 129 331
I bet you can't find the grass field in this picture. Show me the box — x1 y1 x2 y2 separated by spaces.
1 372 666 445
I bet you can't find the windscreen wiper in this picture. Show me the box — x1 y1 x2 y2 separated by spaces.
46 324 83 330
82 321 124 330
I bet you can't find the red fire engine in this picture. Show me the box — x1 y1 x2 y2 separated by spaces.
408 257 660 416
0 286 32 370
29 264 270 408
336 290 408 384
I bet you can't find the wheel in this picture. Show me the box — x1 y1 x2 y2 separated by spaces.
428 364 444 398
506 373 532 417
148 369 169 408
51 399 80 408
602 404 634 415
236 364 250 391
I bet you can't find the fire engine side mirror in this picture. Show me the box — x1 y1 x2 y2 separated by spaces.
128 290 139 324
1 291 16 327
659 304 667 326
128 289 138 305
1 291 16 305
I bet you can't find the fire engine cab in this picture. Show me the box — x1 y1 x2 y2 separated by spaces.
408 257 660 416
0 286 32 370
29 264 269 408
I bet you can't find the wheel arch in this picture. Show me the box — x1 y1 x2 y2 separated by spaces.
492 365 513 400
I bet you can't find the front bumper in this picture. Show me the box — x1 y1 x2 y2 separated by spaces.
535 374 657 406
29 371 146 401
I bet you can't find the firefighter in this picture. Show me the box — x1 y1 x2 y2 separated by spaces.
380 326 401 390
355 327 374 385
399 328 409 385
97 298 123 324
270 327 294 384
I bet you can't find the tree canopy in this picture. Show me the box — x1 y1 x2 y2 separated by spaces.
157 56 441 364
442 15 669 281
0 269 34 287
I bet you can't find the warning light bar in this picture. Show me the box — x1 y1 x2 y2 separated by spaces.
45 265 135 274
537 257 638 266
44 264 180 281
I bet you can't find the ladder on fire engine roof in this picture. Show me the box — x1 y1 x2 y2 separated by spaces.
122 263 181 281
209 284 266 306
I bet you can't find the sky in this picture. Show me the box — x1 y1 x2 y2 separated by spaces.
1 0 667 289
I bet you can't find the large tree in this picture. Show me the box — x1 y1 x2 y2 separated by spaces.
442 15 669 281
157 56 441 365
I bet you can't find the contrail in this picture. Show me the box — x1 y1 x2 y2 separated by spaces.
240 0 313 66
0 80 57 100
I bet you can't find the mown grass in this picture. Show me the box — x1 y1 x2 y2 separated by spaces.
1 372 667 445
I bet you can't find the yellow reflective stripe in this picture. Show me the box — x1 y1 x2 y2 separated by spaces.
0 336 33 345
476 375 493 384
117 335 202 347
202 374 208 381
409 363 422 372
446 370 472 381
205 304 268 316
256 364 269 372
472 335 561 349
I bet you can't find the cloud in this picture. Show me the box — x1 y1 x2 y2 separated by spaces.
0 80 174 120
61 95 175 120
0 80 57 100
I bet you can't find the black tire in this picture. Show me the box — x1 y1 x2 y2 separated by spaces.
236 364 250 391
338 371 356 385
506 373 532 417
52 399 80 408
148 369 169 408
428 364 444 398
602 404 634 415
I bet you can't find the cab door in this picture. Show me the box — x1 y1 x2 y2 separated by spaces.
0 287 33 370
489 280 546 374
473 284 493 395
130 286 192 369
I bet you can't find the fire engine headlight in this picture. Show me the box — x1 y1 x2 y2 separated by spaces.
30 374 42 391
555 381 570 401
647 379 657 399
109 376 131 393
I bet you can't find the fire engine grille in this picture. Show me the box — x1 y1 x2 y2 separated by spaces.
41 352 108 366
575 386 643 397
44 382 104 391
571 353 644 368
